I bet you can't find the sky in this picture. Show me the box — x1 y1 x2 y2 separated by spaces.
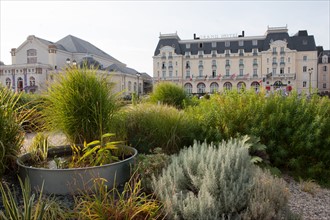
0 0 329 77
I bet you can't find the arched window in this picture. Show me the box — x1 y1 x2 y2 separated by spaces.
184 83 193 94
251 81 260 91
17 77 23 92
5 78 11 89
29 76 35 86
128 81 132 92
210 82 219 93
197 83 206 94
237 82 246 92
223 82 232 90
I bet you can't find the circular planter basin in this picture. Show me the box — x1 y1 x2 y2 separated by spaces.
16 145 137 195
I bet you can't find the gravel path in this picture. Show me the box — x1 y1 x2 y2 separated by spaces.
1 133 329 219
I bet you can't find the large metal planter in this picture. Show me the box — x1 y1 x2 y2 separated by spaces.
16 145 138 195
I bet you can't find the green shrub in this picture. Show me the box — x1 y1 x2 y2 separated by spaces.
41 66 119 144
149 82 188 109
72 175 164 219
0 87 26 176
185 90 330 186
152 137 292 219
135 148 171 193
113 103 199 154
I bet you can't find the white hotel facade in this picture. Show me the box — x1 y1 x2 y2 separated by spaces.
0 35 151 96
153 26 327 95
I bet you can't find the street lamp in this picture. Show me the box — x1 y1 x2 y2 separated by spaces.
136 72 141 99
308 68 313 95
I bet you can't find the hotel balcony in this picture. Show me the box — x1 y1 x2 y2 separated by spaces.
253 63 258 67
161 56 166 60
272 51 278 55
168 55 173 59
280 61 285 66
280 51 285 55
225 64 230 68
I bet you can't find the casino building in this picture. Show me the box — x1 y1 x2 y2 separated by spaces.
153 26 322 95
0 35 151 96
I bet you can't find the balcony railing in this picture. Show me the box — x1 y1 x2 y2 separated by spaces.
272 62 278 66
198 65 204 69
225 64 230 68
252 74 259 78
272 51 278 55
185 65 190 69
280 62 285 66
222 75 231 79
239 64 244 68
253 63 258 67
168 65 173 70
280 51 285 55
161 56 166 60
212 65 217 69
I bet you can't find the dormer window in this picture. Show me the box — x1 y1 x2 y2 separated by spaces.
322 55 328 63
303 40 308 45
212 42 216 48
252 40 257 46
186 43 190 49
225 41 230 47
198 43 203 48
239 40 244 46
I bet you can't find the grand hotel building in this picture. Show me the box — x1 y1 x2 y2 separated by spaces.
153 26 327 95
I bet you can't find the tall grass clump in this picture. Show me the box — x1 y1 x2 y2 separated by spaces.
0 87 26 176
0 177 67 219
113 103 199 154
73 175 164 220
41 66 119 144
152 137 293 219
149 82 188 109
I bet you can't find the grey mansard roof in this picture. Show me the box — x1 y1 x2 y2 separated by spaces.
154 29 317 56
56 35 122 63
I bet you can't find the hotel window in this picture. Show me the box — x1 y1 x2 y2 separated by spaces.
212 70 216 78
225 69 230 76
239 59 243 65
225 41 230 47
224 82 232 90
272 47 277 55
322 55 328 63
267 68 269 73
239 40 244 46
186 43 190 49
184 83 192 94
280 47 285 53
288 67 290 73
253 48 258 55
134 82 137 92
162 70 166 78
197 83 206 93
212 60 216 65
272 57 277 64
157 62 159 67
198 43 203 48
239 69 244 76
288 57 291 63
239 49 244 56
303 81 307 87
323 83 327 89
210 82 219 93
267 58 269 63
323 66 327 71
323 74 327 81
226 59 230 66
280 68 284 74
225 49 230 56
198 50 203 57
303 56 307 61
186 61 190 68
252 40 257 46
303 66 307 72
253 58 257 64
280 57 284 63
272 68 276 74
169 70 173 78
199 69 203 77
253 69 257 76
176 70 178 76
186 70 191 78
185 51 190 58
212 42 216 48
